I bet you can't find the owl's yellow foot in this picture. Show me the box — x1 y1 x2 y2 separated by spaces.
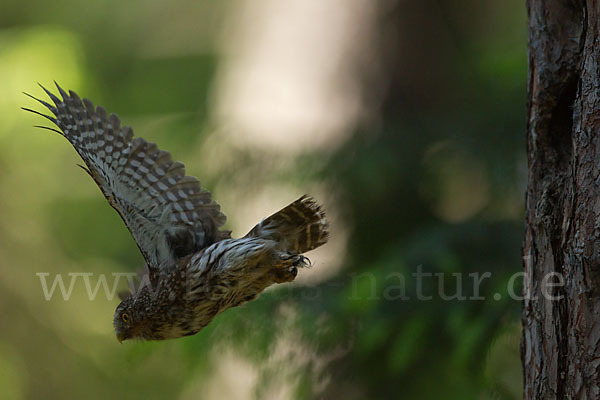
273 254 308 283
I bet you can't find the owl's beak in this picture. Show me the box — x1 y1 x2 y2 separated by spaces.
116 332 127 343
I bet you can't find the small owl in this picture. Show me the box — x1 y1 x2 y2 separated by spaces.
24 83 329 342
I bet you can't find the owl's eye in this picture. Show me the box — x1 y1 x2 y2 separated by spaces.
121 313 130 323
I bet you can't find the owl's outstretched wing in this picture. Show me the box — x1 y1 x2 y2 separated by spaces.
23 83 230 275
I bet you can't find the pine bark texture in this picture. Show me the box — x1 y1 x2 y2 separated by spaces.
523 0 600 398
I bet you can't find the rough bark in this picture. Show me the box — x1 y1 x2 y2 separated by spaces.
523 0 600 398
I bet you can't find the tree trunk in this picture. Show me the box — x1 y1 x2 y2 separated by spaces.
523 0 600 398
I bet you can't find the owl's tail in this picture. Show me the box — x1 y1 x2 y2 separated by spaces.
246 195 329 254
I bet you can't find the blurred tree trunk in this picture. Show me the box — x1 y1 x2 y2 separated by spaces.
523 0 600 398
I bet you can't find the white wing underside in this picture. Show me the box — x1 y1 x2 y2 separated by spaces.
24 83 229 272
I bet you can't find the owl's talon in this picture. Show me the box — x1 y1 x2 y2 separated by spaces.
273 267 297 283
293 255 310 267
273 254 302 283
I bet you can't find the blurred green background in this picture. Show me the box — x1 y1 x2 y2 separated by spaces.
0 0 526 399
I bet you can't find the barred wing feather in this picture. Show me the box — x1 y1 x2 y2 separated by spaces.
23 83 229 272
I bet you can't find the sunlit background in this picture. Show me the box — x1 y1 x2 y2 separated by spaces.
1 0 525 399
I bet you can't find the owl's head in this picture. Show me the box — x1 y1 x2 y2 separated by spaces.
113 295 148 342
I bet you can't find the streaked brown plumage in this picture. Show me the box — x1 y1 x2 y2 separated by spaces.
24 83 329 341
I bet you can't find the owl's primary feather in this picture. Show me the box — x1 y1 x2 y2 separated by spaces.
24 83 229 284
24 83 329 341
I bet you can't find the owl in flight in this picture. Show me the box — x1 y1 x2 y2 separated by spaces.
24 83 329 342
